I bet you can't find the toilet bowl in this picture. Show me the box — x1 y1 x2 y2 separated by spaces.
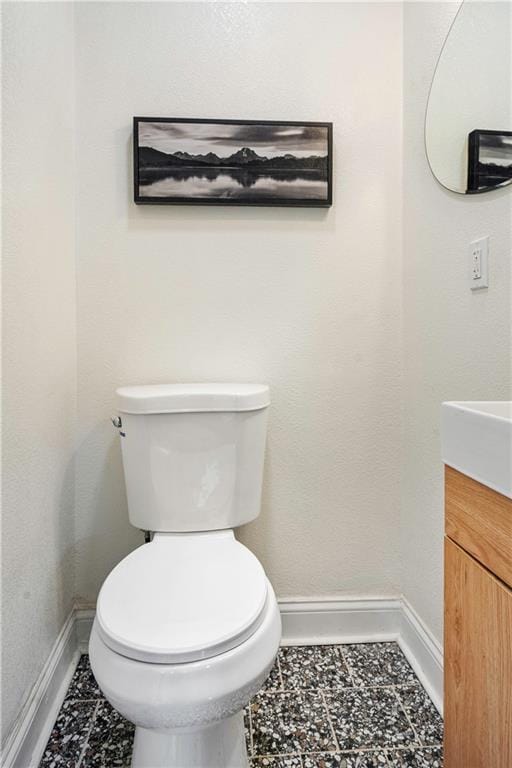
89 532 281 767
89 383 281 768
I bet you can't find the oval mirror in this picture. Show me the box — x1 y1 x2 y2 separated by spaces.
425 0 512 194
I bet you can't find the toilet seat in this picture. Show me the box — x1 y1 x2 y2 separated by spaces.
96 530 268 664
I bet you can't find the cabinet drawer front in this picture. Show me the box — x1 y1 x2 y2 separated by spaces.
445 465 512 587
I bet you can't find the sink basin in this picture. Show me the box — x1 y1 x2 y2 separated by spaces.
441 401 512 498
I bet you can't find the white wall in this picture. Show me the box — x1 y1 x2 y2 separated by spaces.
1 2 76 746
402 2 512 644
73 2 404 605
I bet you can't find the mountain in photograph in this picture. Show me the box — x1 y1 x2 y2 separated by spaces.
138 145 328 171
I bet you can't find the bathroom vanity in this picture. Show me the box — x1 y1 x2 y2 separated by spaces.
442 402 512 767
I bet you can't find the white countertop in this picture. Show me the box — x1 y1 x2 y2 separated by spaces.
441 401 512 499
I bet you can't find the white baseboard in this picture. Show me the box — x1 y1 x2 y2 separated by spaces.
279 597 402 645
1 596 443 766
75 607 96 654
1 610 81 768
398 598 443 715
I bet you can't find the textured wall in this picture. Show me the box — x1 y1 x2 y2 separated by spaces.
402 2 512 645
1 2 76 745
73 2 404 604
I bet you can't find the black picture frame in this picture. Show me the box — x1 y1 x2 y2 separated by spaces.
133 117 333 207
467 129 512 193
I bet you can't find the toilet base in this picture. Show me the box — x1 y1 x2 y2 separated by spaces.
131 711 249 768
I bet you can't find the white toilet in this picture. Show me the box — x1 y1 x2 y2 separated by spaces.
89 383 281 768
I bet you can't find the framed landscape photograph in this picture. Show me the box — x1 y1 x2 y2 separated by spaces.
133 117 332 207
467 129 512 192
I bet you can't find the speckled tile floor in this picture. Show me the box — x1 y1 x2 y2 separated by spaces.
40 643 443 768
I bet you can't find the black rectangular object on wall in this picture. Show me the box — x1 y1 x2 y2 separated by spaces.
133 117 333 207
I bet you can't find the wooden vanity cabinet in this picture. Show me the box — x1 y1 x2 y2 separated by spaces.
444 466 512 767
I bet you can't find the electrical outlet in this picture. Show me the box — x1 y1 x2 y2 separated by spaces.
469 236 489 290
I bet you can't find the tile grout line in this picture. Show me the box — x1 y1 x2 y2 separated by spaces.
319 690 341 754
382 744 445 768
276 654 285 692
254 682 423 695
384 745 443 752
337 645 356 689
253 746 405 760
254 748 401 756
65 698 103 704
391 686 423 750
248 700 254 758
76 700 101 768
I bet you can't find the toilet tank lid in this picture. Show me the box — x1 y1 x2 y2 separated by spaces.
116 382 270 414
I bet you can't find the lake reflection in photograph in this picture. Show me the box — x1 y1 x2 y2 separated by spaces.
138 167 328 201
134 118 332 207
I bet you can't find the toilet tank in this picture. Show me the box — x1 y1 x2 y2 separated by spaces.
115 383 270 532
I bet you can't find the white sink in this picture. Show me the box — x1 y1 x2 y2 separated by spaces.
441 402 512 498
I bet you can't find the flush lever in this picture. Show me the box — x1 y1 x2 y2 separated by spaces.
111 416 125 437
